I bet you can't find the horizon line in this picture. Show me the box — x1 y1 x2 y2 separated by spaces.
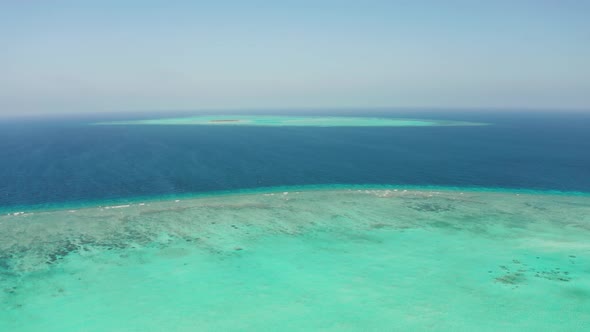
2 105 590 119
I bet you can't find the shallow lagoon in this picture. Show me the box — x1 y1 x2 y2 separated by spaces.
1 187 589 331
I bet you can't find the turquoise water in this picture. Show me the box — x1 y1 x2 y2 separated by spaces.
2 187 589 331
95 115 485 127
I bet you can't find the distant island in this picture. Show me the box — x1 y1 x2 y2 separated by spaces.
209 119 241 122
96 115 487 127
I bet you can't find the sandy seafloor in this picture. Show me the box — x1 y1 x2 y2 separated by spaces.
1 186 589 331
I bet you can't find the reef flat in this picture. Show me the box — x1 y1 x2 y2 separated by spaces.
95 115 485 127
1 187 589 331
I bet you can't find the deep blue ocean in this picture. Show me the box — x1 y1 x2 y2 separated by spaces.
1 110 589 209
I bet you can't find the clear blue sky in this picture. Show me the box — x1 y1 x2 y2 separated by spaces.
1 0 589 115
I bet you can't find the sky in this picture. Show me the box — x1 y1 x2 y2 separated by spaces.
1 0 589 115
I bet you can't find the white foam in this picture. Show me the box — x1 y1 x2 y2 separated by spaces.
105 205 130 209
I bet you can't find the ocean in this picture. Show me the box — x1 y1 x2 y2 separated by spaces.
1 110 589 331
1 110 590 209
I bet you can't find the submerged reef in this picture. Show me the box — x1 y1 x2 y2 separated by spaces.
1 187 589 331
1 188 588 275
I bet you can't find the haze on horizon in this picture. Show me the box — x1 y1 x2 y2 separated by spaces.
1 0 589 116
